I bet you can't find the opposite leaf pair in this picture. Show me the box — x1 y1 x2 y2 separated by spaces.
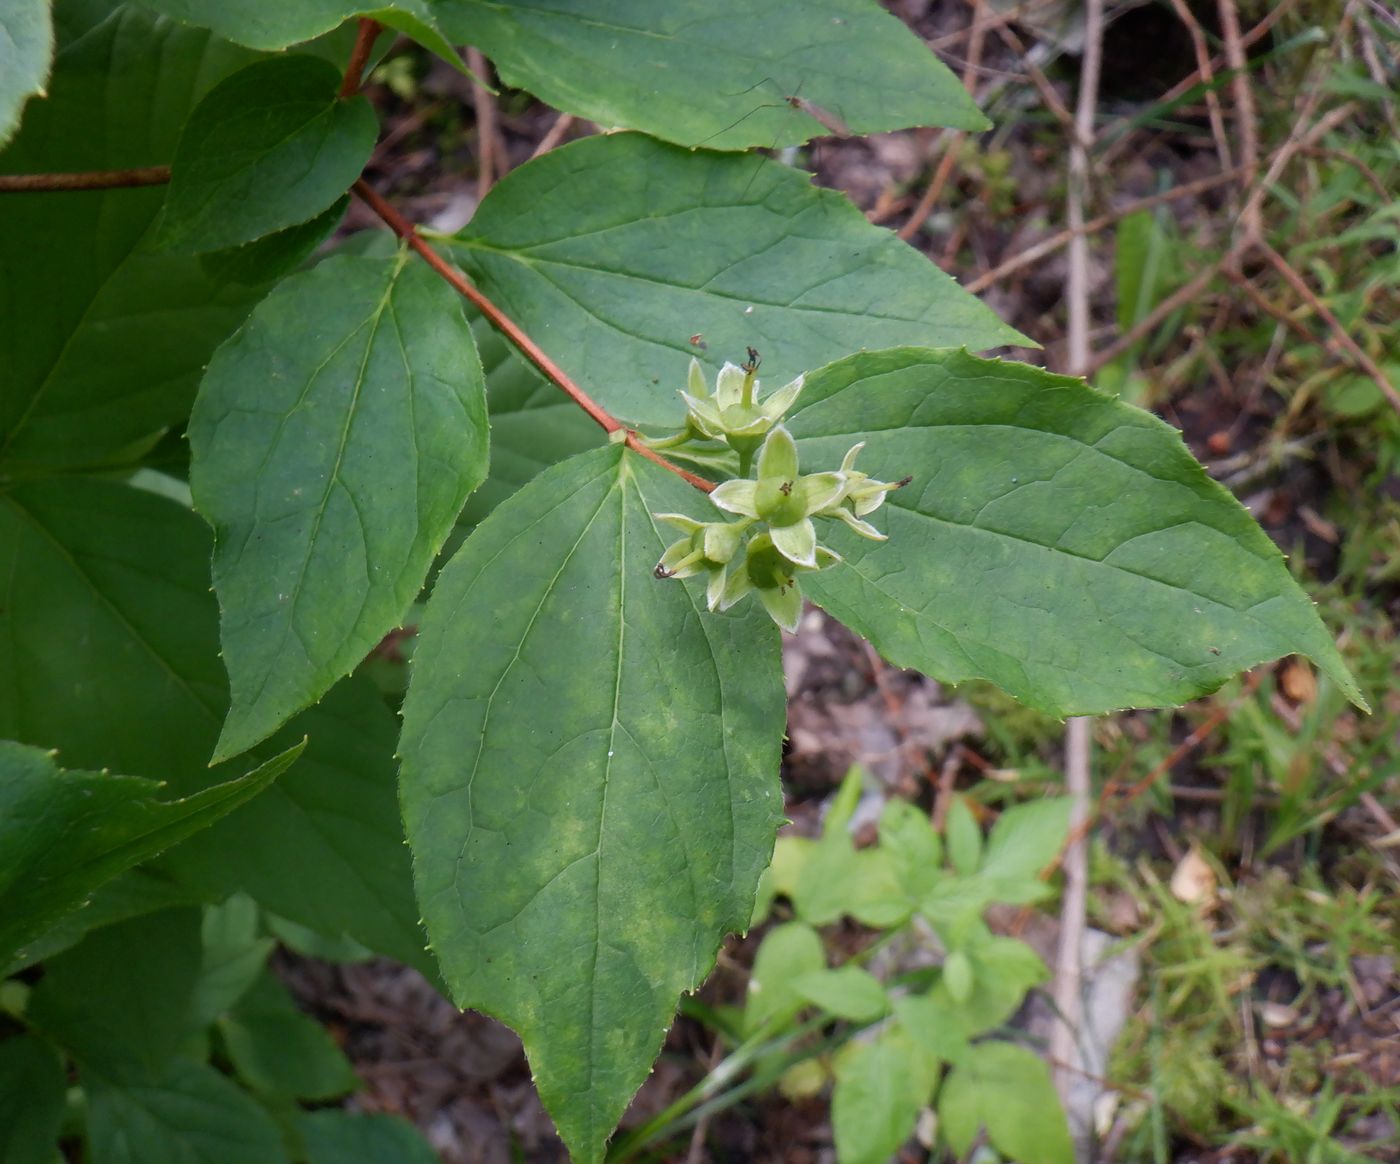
655 360 904 631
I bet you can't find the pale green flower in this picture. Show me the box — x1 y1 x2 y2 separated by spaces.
653 512 751 610
717 531 839 633
710 426 843 568
679 357 804 447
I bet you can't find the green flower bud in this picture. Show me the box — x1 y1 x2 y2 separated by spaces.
815 442 908 542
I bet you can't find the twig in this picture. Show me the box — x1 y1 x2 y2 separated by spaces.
898 0 986 242
350 179 715 492
0 166 171 192
1051 0 1104 1111
966 169 1240 294
1257 240 1400 418
1168 0 1235 181
339 18 381 99
467 47 501 199
1217 0 1261 240
530 112 577 159
1083 260 1223 376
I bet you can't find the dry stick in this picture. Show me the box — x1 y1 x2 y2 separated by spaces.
339 18 381 100
350 179 715 493
1257 239 1400 418
1218 0 1261 240
1097 0 1299 169
993 22 1075 132
530 112 577 160
897 0 987 243
466 47 500 199
966 169 1240 294
1168 0 1235 180
0 166 171 192
1052 0 1104 1114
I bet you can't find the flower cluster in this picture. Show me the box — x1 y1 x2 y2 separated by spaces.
652 357 904 632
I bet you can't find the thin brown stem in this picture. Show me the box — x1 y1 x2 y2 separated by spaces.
1218 0 1260 239
0 166 172 193
1169 0 1235 180
897 0 986 242
350 179 715 492
339 18 381 99
966 169 1240 294
1257 239 1400 419
467 47 501 199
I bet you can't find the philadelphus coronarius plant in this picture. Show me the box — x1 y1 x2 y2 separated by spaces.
653 356 905 632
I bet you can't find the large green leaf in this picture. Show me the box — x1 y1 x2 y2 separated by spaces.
400 445 786 1162
158 56 376 253
159 679 436 980
128 0 472 77
86 1057 291 1164
788 348 1364 715
0 478 430 974
28 909 205 1077
0 7 268 472
436 0 987 149
0 1037 67 1164
0 738 301 968
190 252 488 761
0 479 229 776
446 133 1025 429
0 0 52 147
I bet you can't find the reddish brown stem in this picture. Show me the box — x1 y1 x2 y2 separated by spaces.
0 166 171 192
340 18 382 99
350 179 715 493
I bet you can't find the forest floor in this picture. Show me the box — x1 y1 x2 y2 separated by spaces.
282 2 1400 1161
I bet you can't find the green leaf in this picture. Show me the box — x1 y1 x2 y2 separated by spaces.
129 0 471 78
160 678 436 980
945 796 982 878
923 922 1048 1038
219 974 357 1100
744 922 826 1036
198 196 349 286
28 909 204 1077
399 445 786 1162
980 798 1072 885
937 1041 1073 1164
4 869 199 976
879 799 942 901
0 478 243 776
0 478 431 975
0 738 299 969
158 56 376 253
0 1037 67 1164
189 895 274 1028
0 8 269 471
446 133 1025 429
0 0 52 147
435 0 987 149
831 1025 940 1164
190 252 488 760
792 965 888 1023
790 348 1366 715
86 1056 291 1164
298 1111 441 1164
